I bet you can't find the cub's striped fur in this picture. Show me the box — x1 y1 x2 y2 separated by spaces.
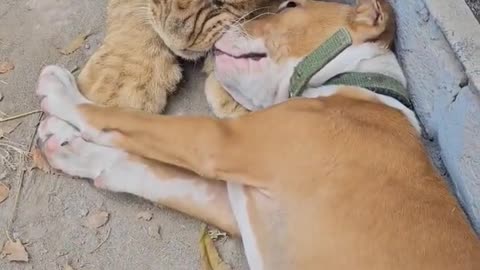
78 0 278 113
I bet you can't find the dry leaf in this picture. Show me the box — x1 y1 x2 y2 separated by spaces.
64 263 75 270
85 211 109 229
199 225 231 270
0 61 14 74
60 33 90 55
0 183 9 204
30 146 53 173
1 239 29 262
136 211 153 221
208 229 227 241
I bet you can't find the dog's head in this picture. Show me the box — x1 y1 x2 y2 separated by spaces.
213 0 396 109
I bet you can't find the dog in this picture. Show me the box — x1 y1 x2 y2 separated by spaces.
35 0 479 269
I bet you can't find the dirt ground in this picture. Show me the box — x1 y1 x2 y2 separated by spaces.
0 0 247 269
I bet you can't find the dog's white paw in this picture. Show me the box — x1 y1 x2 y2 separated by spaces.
37 117 124 180
36 65 90 128
37 116 80 144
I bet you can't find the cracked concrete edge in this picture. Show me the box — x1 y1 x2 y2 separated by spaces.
422 0 480 233
390 0 480 233
425 0 480 93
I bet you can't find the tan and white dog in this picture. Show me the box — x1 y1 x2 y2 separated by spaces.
35 0 479 269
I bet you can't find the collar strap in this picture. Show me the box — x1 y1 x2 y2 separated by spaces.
324 72 413 109
288 28 413 110
289 28 352 97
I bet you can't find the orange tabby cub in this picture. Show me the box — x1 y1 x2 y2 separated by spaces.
78 0 278 114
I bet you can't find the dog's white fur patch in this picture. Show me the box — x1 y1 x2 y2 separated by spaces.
99 159 214 204
38 117 214 206
227 183 264 270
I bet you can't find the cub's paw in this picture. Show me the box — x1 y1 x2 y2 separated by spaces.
204 74 250 118
77 42 182 114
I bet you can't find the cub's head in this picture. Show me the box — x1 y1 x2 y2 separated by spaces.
149 0 280 59
213 0 396 109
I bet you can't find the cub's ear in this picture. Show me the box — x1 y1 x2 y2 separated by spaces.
351 0 395 47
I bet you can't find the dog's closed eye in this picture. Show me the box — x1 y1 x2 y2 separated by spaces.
278 1 299 13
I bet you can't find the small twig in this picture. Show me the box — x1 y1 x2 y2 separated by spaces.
0 142 26 154
7 112 43 234
5 230 12 242
0 110 41 123
7 121 22 134
89 227 112 254
70 66 80 74
1 122 22 140
0 80 7 85
0 151 15 169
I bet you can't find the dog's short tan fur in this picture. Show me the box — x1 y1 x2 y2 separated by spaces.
79 0 278 113
37 0 479 269
77 98 479 269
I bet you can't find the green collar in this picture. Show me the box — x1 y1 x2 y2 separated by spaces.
288 28 413 110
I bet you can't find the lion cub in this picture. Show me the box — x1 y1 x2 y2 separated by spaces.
78 0 277 114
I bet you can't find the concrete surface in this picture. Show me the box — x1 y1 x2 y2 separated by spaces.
426 0 480 95
422 0 480 232
391 0 480 232
0 0 246 269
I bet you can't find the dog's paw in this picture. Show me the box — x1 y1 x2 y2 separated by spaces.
37 116 80 144
36 65 90 127
37 116 123 180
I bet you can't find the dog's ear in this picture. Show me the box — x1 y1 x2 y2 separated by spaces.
351 0 395 48
354 0 387 26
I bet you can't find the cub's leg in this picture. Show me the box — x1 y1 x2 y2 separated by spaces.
78 0 181 113
37 116 239 235
203 56 250 118
204 73 250 118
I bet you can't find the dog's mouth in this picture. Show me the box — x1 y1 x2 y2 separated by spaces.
213 47 267 61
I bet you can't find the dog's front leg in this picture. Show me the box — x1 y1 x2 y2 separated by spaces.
36 65 268 187
37 116 239 235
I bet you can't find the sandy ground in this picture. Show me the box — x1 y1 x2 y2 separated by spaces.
0 0 247 269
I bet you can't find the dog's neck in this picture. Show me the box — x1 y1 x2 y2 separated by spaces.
227 42 420 132
300 43 420 133
303 43 407 92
